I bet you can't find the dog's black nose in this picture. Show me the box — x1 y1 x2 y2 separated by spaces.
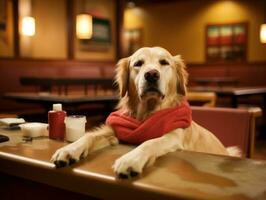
144 69 160 83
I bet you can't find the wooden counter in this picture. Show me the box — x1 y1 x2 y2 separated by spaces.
1 129 266 199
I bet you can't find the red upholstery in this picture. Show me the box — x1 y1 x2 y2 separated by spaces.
191 106 251 156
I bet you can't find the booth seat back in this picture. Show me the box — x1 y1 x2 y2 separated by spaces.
191 106 253 157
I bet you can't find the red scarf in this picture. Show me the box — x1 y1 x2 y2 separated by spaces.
106 101 192 144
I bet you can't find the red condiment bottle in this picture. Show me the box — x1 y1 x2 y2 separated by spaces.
48 104 66 140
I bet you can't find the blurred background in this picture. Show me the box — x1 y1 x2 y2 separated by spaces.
0 0 266 157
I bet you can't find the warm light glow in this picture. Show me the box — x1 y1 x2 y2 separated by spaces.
124 7 144 29
22 16 35 36
76 14 93 39
260 24 266 43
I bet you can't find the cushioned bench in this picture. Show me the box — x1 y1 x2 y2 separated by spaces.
191 106 262 158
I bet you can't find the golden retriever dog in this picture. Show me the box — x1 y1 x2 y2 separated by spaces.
51 47 240 179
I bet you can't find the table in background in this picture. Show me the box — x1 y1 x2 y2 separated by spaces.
189 86 266 108
3 92 119 118
20 77 115 95
192 77 239 87
1 129 266 199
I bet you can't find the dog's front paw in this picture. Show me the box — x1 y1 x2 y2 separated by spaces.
113 149 151 179
51 141 88 168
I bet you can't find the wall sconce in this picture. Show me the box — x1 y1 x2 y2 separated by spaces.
76 14 93 39
260 24 266 43
22 16 35 36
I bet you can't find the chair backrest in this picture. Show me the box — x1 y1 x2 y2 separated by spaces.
187 92 216 107
191 106 253 157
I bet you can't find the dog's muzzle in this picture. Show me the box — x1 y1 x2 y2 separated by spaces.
141 69 164 98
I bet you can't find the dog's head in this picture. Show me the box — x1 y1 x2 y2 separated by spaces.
116 47 188 112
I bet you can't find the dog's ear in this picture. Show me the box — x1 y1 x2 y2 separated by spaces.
115 57 130 97
173 55 188 96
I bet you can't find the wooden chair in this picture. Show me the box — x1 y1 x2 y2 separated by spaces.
191 106 262 158
187 92 216 107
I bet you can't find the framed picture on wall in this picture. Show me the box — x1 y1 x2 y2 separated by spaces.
206 22 247 62
79 17 112 51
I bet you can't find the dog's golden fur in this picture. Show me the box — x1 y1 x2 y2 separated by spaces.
51 47 240 179
115 48 188 121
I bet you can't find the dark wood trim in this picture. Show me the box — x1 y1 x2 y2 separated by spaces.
187 61 266 67
0 57 115 63
12 0 19 58
0 58 116 68
0 55 116 63
115 0 125 60
1 57 266 68
66 0 74 59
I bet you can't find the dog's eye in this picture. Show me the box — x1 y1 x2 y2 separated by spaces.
159 59 169 65
133 60 144 67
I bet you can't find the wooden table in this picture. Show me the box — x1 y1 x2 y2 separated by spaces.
193 77 239 87
20 77 115 95
3 92 119 114
189 86 266 108
1 129 266 199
